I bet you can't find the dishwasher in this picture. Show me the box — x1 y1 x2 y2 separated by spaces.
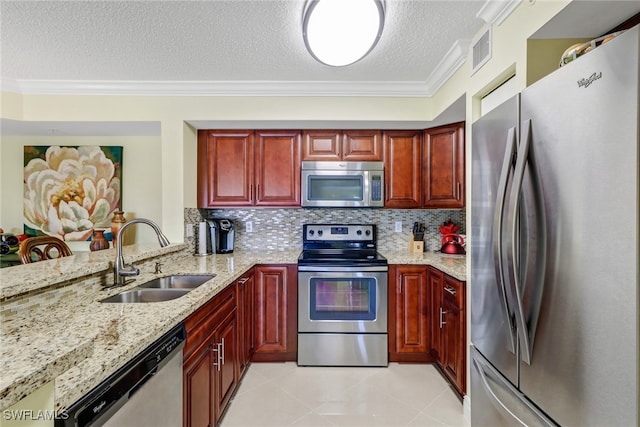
57 322 185 427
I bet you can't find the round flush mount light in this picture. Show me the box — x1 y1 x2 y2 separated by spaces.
303 0 385 67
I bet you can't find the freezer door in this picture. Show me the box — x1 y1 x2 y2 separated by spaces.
471 346 557 427
470 95 519 386
518 26 639 426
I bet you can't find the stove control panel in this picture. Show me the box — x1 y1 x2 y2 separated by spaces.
304 224 375 242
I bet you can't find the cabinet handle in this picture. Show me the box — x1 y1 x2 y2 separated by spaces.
444 285 456 296
238 278 249 285
457 182 461 200
212 341 224 371
439 307 447 329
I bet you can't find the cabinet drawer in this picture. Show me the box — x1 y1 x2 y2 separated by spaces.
442 275 463 309
185 285 236 358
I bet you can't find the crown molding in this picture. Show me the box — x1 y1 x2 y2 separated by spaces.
424 39 471 97
0 78 433 97
476 0 523 25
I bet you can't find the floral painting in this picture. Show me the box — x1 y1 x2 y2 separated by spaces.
23 146 123 241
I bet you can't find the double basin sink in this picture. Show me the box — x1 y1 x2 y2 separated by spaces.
101 274 215 303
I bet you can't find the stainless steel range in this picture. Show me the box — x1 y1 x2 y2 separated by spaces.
297 224 388 367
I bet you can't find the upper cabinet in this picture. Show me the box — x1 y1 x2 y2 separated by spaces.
198 130 301 208
383 130 423 208
302 130 382 161
423 122 465 208
383 123 465 209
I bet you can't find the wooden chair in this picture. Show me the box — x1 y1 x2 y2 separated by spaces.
19 236 73 264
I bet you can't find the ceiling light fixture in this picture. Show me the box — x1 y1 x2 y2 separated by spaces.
303 0 385 67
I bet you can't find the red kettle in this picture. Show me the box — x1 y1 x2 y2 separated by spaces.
440 234 466 255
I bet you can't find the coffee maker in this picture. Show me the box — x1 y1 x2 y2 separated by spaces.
206 219 235 254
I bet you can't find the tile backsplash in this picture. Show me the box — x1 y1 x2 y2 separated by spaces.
185 208 465 254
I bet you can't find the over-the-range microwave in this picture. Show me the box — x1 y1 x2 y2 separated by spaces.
301 161 384 208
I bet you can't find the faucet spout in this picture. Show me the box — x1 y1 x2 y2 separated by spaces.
112 218 170 286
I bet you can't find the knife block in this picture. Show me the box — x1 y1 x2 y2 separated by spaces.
409 237 424 254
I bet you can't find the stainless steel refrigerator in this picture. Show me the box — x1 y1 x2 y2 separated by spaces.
470 25 638 426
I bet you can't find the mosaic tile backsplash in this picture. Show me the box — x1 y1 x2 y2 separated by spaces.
185 208 466 254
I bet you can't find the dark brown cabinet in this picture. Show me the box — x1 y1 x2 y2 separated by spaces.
428 266 466 396
184 285 238 427
197 129 301 207
423 122 465 208
382 122 465 209
388 265 432 362
236 269 255 378
302 130 382 161
253 264 298 361
383 130 423 208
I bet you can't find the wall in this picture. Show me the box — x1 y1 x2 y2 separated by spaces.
0 136 162 251
184 207 466 254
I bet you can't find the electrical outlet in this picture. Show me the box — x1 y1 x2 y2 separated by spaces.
246 221 253 232
185 223 194 237
394 221 402 232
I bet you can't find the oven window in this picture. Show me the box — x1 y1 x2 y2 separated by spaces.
309 277 376 321
308 176 363 201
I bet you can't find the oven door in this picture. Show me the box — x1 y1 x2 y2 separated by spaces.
298 267 388 333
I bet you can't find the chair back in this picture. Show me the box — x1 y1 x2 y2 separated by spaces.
19 236 73 264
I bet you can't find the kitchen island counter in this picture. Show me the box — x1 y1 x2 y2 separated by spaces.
0 248 299 413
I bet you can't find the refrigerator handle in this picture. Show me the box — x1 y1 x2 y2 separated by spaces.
492 126 518 354
506 119 547 365
472 355 529 427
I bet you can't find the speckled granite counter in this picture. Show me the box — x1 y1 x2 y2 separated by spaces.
382 250 467 281
1 246 465 412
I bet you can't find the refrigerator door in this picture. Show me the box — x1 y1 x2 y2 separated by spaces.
471 347 557 427
518 26 639 426
471 95 519 386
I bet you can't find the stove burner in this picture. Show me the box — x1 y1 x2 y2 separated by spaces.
298 224 387 267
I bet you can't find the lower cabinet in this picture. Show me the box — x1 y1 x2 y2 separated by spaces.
390 264 467 396
253 264 298 361
183 284 238 427
428 266 466 396
388 265 433 362
236 269 255 377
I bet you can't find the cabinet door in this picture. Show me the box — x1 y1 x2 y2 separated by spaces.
389 265 430 362
302 130 341 161
184 339 215 427
342 130 382 161
255 130 301 206
236 272 255 377
197 130 254 207
442 298 464 393
214 309 238 424
423 122 465 208
383 130 422 208
253 265 297 361
428 267 444 361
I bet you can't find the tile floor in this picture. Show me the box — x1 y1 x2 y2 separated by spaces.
220 362 469 426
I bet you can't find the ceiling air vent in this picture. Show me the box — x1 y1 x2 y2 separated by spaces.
471 27 492 75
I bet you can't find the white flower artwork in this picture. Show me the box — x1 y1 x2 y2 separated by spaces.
23 145 123 241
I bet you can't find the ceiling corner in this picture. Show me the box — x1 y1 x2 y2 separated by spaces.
476 0 524 25
423 39 470 97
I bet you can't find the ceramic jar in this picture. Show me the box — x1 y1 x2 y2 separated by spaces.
90 229 110 251
110 211 126 246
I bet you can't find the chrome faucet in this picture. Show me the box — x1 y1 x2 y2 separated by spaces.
113 218 170 286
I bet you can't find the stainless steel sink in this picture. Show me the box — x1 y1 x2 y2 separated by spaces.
101 288 190 303
138 274 215 289
100 274 215 303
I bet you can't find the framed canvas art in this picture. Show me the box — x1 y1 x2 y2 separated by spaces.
23 145 123 241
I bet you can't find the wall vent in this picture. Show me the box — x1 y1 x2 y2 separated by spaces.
471 27 492 75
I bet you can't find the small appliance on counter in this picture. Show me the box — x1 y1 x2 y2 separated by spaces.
439 220 465 255
214 218 235 253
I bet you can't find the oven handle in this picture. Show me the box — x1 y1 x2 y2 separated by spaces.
297 265 389 272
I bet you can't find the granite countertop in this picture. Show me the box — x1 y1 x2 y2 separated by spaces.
0 246 465 412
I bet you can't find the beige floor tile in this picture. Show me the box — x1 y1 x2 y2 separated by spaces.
220 363 468 427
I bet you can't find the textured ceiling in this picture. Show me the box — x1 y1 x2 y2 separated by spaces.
0 0 487 86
